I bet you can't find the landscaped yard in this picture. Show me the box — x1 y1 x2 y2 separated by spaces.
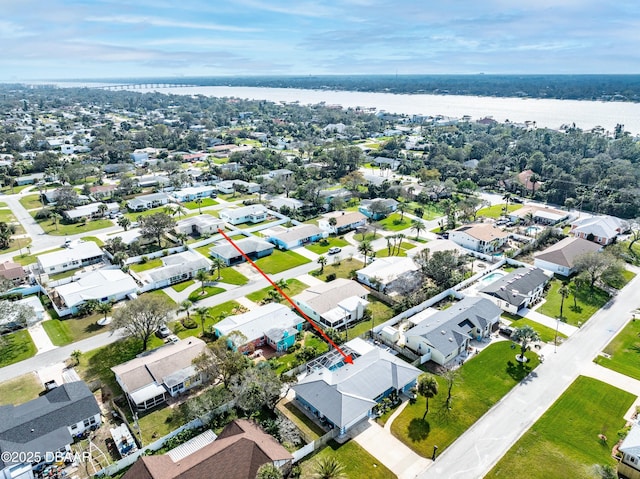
173 300 243 339
299 439 396 479
537 279 609 326
42 313 107 346
0 373 43 405
35 216 114 236
19 194 44 210
486 376 634 479
0 330 37 368
245 278 308 304
391 341 540 457
501 314 567 344
476 203 522 219
129 258 164 272
595 318 640 380
172 279 195 292
187 285 225 302
306 237 350 255
604 268 636 289
312 258 365 281
375 242 416 258
378 213 413 232
254 249 311 274
216 267 248 285
182 197 218 210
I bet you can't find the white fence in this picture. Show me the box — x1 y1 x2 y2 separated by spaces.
291 428 339 463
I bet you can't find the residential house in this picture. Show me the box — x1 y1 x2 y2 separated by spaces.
570 215 628 246
122 420 292 479
617 418 640 479
0 382 101 479
318 211 367 235
16 296 45 322
356 256 420 293
131 150 149 164
479 267 551 314
449 224 510 254
126 192 171 212
508 205 568 225
89 184 117 199
216 180 260 195
371 156 400 170
63 202 119 221
112 338 209 411
37 241 104 275
136 175 170 189
319 188 352 206
534 237 601 277
517 169 542 194
14 173 44 186
257 169 293 182
0 261 27 284
175 215 224 236
359 198 399 220
209 237 274 266
214 303 304 352
404 297 501 366
44 189 89 206
219 205 268 225
263 224 327 250
170 185 217 203
269 197 304 212
293 278 369 329
292 338 420 435
49 269 138 317
135 250 210 292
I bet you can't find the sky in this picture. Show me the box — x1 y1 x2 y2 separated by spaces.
1 0 639 80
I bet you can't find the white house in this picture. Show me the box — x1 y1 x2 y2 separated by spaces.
356 256 420 293
318 211 367 235
64 202 119 221
617 418 640 479
216 180 260 194
449 223 510 254
37 241 104 275
175 215 225 236
479 267 552 313
293 278 369 329
508 205 568 225
135 250 211 292
219 205 268 225
170 185 217 203
263 224 327 250
570 215 628 246
126 192 171 212
269 197 304 211
533 237 602 277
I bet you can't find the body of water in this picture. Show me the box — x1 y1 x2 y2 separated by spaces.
145 85 640 135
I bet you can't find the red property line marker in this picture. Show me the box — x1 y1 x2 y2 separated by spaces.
217 228 353 365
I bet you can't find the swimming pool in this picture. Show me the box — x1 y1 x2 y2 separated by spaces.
479 271 506 286
525 226 542 235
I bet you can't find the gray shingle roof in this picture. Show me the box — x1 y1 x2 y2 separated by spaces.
480 267 550 307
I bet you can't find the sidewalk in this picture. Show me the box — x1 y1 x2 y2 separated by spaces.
28 321 56 354
519 308 578 336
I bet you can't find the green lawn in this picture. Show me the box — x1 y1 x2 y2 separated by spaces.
0 373 43 406
0 330 37 368
137 405 188 445
174 300 242 339
501 315 567 344
19 194 44 210
129 258 164 272
277 399 325 441
0 209 17 223
299 439 396 479
172 279 195 292
537 279 609 326
486 376 635 479
378 213 412 232
187 285 225 302
0 236 32 255
216 267 248 285
42 313 107 346
269 332 330 375
147 289 178 306
391 341 540 456
48 269 78 281
80 236 105 247
246 278 308 304
346 297 395 338
313 258 365 281
13 247 64 266
604 268 636 289
194 243 214 257
476 203 522 219
306 237 350 255
36 216 114 235
595 318 640 380
254 249 311 274
182 197 218 210
411 203 444 221
375 242 416 258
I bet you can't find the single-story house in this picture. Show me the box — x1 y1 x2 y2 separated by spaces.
292 338 421 435
136 175 171 188
37 241 104 275
63 202 119 221
175 215 225 236
112 338 209 411
356 256 420 293
617 418 640 479
293 278 369 329
216 180 260 195
508 205 568 225
219 205 268 225
269 197 304 212
16 296 45 323
44 190 89 206
214 303 304 352
570 215 628 246
404 297 501 366
371 156 400 170
0 382 101 479
479 267 551 313
263 224 327 250
89 184 117 199
0 261 27 284
126 192 171 212
49 269 138 317
209 237 274 266
318 211 367 235
135 250 210 291
517 169 542 193
122 420 292 479
449 223 510 254
534 237 602 277
358 198 399 220
319 188 352 205
14 172 44 186
171 185 217 203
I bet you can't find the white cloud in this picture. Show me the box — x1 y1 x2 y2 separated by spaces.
85 14 261 33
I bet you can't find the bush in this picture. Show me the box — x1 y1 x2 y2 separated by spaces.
35 209 52 220
140 255 148 264
181 318 198 329
319 238 330 246
325 273 337 282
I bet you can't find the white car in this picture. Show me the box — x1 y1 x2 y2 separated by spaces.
328 247 342 255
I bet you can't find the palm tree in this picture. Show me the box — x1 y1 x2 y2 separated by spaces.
397 200 408 221
210 257 226 281
328 217 338 233
358 240 373 265
97 203 108 217
173 205 187 219
117 216 131 231
312 456 346 479
196 269 209 294
317 255 327 273
410 218 425 240
112 251 128 268
97 302 112 322
256 463 283 479
195 306 210 336
502 191 512 214
417 374 439 420
50 212 62 231
558 284 569 319
179 300 193 322
511 325 541 362
568 280 579 311
175 232 188 245
195 198 203 214
529 173 540 197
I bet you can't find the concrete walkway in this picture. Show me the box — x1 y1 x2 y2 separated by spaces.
28 321 56 354
581 362 640 419
519 308 578 336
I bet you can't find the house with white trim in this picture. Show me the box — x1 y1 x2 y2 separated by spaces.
170 185 217 203
175 215 225 236
570 215 628 246
216 180 260 195
209 237 274 266
449 223 510 254
263 224 327 250
219 205 268 225
126 192 171 212
318 211 366 235
508 205 568 225
63 202 119 221
134 250 210 292
356 256 420 293
534 237 602 277
479 267 551 314
37 241 104 275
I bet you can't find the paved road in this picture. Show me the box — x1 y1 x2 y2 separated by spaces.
418 268 640 479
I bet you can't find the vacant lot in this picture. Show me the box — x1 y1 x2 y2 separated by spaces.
476 203 522 218
537 279 609 326
246 278 308 304
254 249 311 274
595 318 640 380
43 313 106 346
0 373 42 405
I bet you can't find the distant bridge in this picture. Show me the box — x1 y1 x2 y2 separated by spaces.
92 83 192 91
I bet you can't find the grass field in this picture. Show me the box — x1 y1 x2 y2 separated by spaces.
42 313 106 346
19 194 44 210
476 203 522 218
0 373 43 405
216 267 248 285
129 258 164 272
313 258 365 281
0 330 37 368
299 439 396 479
245 278 308 304
254 249 311 274
537 280 609 326
182 197 218 210
595 318 640 380
306 237 350 255
172 279 195 292
378 213 413 232
501 315 567 344
36 216 114 236
391 341 540 457
486 376 634 479
187 285 225 302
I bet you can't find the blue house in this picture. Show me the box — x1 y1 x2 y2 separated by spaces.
209 237 274 266
264 224 327 250
358 198 399 220
214 303 304 352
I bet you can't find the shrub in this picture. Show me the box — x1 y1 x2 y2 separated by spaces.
325 273 337 282
140 255 148 264
181 318 198 329
35 209 52 220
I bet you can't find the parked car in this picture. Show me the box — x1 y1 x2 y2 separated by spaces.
328 247 342 255
156 325 171 338
165 334 179 344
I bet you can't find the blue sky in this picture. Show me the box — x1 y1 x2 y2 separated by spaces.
1 0 639 80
